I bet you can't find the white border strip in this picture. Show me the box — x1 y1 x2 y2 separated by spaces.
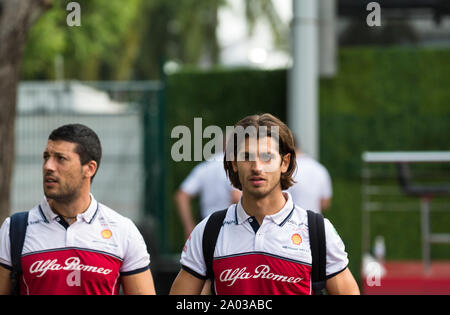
362 151 450 163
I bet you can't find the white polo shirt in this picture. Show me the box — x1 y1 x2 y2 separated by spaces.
287 154 332 213
180 193 348 295
180 153 236 218
0 195 150 295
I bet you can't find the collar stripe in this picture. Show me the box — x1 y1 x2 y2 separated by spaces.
88 204 99 224
38 205 49 223
279 205 295 227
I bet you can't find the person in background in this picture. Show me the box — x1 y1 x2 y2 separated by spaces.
175 152 241 240
287 138 332 213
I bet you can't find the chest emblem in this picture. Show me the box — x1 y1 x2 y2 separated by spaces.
291 233 302 245
101 229 113 239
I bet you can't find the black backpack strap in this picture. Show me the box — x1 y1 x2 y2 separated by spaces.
9 211 29 296
307 210 327 295
202 209 227 293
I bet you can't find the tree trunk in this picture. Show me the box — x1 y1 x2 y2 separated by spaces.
0 0 52 223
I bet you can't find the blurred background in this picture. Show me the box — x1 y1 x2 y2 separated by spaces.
1 0 449 294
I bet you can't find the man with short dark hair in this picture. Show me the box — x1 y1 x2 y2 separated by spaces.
0 124 155 295
170 114 359 295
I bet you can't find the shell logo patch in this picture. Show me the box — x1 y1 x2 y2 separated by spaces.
101 229 113 239
291 233 302 245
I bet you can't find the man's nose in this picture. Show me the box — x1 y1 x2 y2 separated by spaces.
43 157 56 173
250 157 263 173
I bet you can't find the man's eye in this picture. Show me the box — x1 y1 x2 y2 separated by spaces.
260 153 273 161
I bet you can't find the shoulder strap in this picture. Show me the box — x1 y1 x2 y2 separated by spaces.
202 209 227 291
307 210 326 295
9 211 29 296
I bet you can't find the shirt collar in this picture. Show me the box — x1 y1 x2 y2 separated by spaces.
235 192 295 226
39 194 99 224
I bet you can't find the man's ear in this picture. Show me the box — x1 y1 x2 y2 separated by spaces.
281 153 291 173
83 160 98 180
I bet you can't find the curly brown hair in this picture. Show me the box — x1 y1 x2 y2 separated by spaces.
223 113 297 190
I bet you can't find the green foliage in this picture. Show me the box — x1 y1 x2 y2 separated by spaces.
320 47 450 178
244 0 288 49
22 0 143 80
167 48 450 185
21 7 66 79
22 0 284 80
133 0 225 79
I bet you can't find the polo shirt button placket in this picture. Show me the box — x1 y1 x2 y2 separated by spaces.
66 219 76 247
255 224 265 251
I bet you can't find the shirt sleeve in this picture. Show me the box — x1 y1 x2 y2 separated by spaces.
180 216 209 279
120 218 151 276
180 164 204 196
324 218 349 278
0 217 12 269
320 167 333 199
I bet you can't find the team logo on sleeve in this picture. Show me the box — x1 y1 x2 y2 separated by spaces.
101 229 112 239
291 234 302 245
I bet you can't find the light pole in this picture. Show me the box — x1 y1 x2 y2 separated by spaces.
288 0 319 159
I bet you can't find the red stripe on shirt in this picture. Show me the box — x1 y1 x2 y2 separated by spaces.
213 252 312 295
21 248 122 295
